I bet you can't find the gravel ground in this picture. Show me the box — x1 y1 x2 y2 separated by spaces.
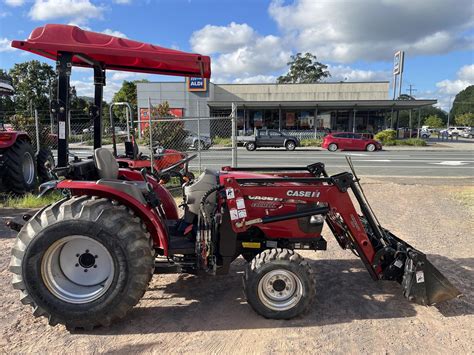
0 179 472 354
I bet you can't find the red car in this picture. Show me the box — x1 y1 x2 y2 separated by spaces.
322 132 382 152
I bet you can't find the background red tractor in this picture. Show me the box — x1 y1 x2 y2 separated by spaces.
0 76 54 195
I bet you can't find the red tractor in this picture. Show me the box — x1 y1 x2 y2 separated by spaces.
8 25 460 331
0 77 54 195
109 102 195 182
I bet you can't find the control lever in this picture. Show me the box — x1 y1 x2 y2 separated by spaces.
140 168 162 212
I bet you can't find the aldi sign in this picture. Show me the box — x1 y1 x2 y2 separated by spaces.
187 77 207 92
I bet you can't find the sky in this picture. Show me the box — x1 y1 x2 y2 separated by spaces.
0 0 473 110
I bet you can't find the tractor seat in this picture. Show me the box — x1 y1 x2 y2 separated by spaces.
93 148 148 204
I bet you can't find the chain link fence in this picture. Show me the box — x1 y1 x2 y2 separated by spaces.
1 106 237 173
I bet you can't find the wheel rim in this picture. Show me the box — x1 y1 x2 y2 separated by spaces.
248 143 255 150
257 269 303 311
287 142 295 150
22 152 35 185
41 236 115 304
367 144 375 151
329 144 337 151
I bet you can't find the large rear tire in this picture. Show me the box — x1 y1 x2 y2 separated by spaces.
3 139 37 195
243 248 315 319
10 196 154 330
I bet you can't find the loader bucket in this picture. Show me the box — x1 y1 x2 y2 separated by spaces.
401 250 462 306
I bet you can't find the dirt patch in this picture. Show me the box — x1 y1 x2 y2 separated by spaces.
1 180 472 353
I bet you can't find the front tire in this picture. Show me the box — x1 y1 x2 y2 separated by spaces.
10 196 154 330
327 143 338 152
285 140 296 151
366 143 376 152
244 248 315 319
246 142 257 151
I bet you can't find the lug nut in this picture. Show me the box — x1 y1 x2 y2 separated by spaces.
93 265 97 268
85 249 89 253
84 269 88 273
94 255 98 258
75 263 79 267
76 254 80 257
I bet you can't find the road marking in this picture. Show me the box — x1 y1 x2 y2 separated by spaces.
430 161 470 166
359 159 392 162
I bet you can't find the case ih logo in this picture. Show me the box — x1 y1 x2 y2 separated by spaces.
187 77 207 92
287 190 320 198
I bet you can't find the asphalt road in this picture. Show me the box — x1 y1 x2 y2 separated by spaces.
69 147 473 178
189 148 474 178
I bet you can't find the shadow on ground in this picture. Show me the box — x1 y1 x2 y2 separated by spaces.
87 254 471 336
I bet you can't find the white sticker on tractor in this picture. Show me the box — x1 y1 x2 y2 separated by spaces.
416 271 425 283
236 198 245 209
238 209 247 218
226 188 235 199
59 121 66 139
229 209 239 220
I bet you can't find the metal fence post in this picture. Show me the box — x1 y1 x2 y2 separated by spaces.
148 97 154 174
231 102 237 168
34 109 40 154
197 108 202 173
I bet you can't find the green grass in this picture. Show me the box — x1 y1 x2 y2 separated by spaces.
383 138 427 146
0 192 63 209
300 138 322 147
213 136 232 147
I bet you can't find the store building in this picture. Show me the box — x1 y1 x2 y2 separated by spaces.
137 80 436 134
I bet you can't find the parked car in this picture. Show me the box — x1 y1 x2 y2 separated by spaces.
461 127 474 138
184 130 212 150
440 126 469 136
243 129 300 151
322 132 382 152
82 125 94 134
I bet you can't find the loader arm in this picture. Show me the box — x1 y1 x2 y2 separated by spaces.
219 168 461 305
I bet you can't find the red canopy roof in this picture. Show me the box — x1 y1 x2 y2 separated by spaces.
11 24 211 78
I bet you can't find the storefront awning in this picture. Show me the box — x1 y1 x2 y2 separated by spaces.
207 99 437 110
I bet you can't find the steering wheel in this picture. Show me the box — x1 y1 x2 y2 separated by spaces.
153 153 197 184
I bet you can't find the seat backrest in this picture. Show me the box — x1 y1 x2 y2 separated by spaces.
94 148 119 179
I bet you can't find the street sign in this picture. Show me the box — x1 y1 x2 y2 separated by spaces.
393 51 404 75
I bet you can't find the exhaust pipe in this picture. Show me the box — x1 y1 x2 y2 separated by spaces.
402 249 462 305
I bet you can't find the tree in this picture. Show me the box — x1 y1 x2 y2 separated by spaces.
112 79 149 122
424 115 443 128
9 60 56 113
450 85 473 118
0 69 15 115
397 105 447 128
277 53 330 84
455 112 474 126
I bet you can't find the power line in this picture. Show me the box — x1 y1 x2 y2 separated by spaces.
406 84 417 97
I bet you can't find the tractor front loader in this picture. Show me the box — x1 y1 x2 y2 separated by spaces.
7 24 460 331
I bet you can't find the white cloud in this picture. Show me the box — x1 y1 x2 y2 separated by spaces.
4 0 25 6
114 0 131 3
421 64 474 110
191 22 256 54
101 29 128 38
328 65 390 82
436 64 474 95
269 0 474 63
230 75 277 84
191 22 291 83
29 0 103 24
0 38 16 52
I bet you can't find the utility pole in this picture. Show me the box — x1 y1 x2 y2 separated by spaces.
406 84 417 97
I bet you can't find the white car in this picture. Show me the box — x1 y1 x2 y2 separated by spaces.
440 126 469 136
461 128 473 138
